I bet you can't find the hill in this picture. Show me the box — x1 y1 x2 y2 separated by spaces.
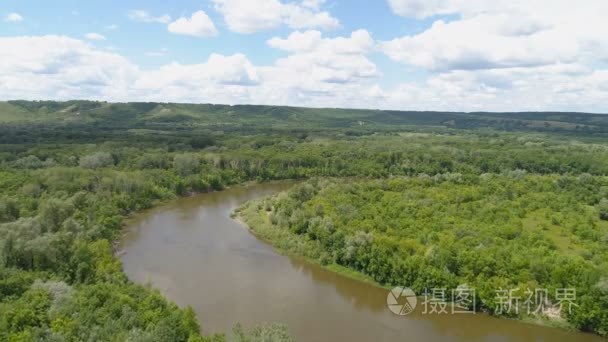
1 100 607 135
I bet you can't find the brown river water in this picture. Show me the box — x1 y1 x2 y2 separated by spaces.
120 182 603 342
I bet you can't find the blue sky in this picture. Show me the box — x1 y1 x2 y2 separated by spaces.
1 0 607 112
1 0 428 82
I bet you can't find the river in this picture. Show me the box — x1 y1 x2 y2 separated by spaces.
120 182 603 342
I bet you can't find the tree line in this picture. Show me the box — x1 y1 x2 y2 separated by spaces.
2 102 608 339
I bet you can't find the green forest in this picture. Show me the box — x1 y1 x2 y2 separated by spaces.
1 101 608 340
238 175 608 335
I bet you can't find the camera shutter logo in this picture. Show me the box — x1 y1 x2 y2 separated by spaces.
387 287 417 315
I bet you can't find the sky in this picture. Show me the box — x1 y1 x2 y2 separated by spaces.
1 0 607 112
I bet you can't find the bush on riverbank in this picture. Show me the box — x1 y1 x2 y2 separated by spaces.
3 102 608 339
239 175 608 336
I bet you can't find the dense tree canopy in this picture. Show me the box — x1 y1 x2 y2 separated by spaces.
238 175 608 336
2 101 608 339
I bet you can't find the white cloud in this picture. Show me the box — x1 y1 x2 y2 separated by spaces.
381 15 576 71
105 24 119 30
378 0 608 113
0 35 259 104
128 10 171 24
301 0 326 10
385 0 556 19
268 30 324 52
133 53 261 103
0 36 137 101
137 53 258 88
266 30 378 86
0 33 378 108
168 11 218 37
1 34 607 112
378 66 608 112
386 0 487 18
5 13 24 22
84 33 106 41
133 30 377 106
268 29 373 54
382 1 608 73
212 0 339 34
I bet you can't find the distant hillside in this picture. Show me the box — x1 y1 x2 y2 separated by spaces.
1 100 607 134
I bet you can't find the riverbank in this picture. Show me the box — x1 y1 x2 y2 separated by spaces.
117 179 293 252
232 209 385 289
234 193 588 336
119 182 604 342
